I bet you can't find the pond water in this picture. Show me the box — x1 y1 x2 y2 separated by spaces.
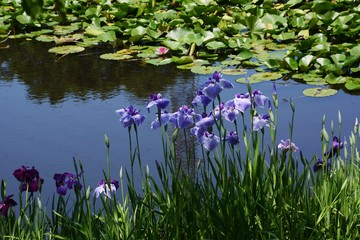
1 40 359 198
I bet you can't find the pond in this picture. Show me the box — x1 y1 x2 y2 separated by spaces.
1 40 359 198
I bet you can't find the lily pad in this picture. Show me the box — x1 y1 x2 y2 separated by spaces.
48 45 85 55
221 68 247 75
236 72 282 84
176 60 210 70
146 58 173 66
344 78 360 91
303 88 338 97
100 53 134 60
191 66 222 74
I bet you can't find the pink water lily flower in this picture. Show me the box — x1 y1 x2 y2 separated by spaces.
156 46 169 55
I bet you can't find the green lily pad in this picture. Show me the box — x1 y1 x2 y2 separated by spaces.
171 56 193 65
36 35 54 42
48 45 85 55
344 78 360 91
191 66 222 74
221 68 247 75
303 88 338 97
100 53 134 60
236 72 282 84
176 60 211 70
220 59 241 66
146 58 173 66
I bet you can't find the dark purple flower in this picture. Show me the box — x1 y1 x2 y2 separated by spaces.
146 93 170 112
324 136 344 158
53 172 83 196
252 90 269 108
93 179 119 199
253 114 270 131
192 90 212 107
170 105 198 129
313 159 331 172
13 166 44 192
116 105 146 128
225 131 240 145
200 131 220 152
0 195 17 217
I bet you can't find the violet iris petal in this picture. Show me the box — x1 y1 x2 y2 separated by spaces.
53 172 82 196
222 103 239 123
146 93 170 112
232 93 251 113
116 105 146 128
253 114 270 131
93 179 119 199
0 195 17 217
253 90 269 108
278 139 299 152
201 132 220 152
13 166 44 192
225 131 240 145
202 80 223 100
324 136 344 158
170 105 196 129
151 111 172 130
192 91 212 107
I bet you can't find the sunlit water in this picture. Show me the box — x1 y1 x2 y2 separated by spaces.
1 40 359 200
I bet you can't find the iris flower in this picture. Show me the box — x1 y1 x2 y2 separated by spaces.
230 93 251 113
53 172 83 196
190 112 215 140
253 114 270 131
313 159 331 172
222 101 240 122
0 195 17 217
201 71 234 100
93 179 120 199
192 90 212 107
225 131 240 145
150 110 172 130
278 139 299 152
146 93 170 112
170 105 198 129
252 90 269 108
200 131 220 152
13 166 44 192
324 136 343 158
116 105 146 128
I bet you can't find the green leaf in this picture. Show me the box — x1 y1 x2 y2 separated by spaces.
191 66 222 74
236 72 282 84
97 31 116 42
206 41 226 50
48 45 85 55
171 56 193 65
129 26 147 42
299 55 315 71
303 88 338 97
350 45 360 56
100 53 134 60
345 78 360 91
221 68 247 75
324 73 348 85
284 57 298 71
146 58 173 66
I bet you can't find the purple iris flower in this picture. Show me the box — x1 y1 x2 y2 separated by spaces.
201 71 234 100
222 101 240 122
53 172 83 196
313 159 331 172
0 195 17 217
253 114 270 131
324 136 344 158
116 105 146 128
252 90 269 108
278 139 299 152
146 93 170 112
192 90 212 107
170 105 198 129
190 112 215 140
225 131 240 145
93 179 120 199
213 102 225 120
230 93 251 113
150 110 172 130
200 131 220 152
13 166 44 192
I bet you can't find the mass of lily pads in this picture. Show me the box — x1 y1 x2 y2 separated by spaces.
2 0 360 93
1 71 360 239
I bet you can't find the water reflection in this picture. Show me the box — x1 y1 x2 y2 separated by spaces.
0 40 195 105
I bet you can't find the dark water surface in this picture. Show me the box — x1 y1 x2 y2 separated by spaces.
1 40 359 198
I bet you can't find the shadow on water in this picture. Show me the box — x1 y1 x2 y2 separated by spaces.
0 40 195 105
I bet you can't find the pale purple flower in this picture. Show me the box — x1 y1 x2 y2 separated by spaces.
93 179 119 199
231 93 251 113
192 90 212 107
201 71 234 100
146 93 170 112
252 90 269 108
0 195 17 217
150 110 172 130
116 105 146 128
53 172 82 196
170 105 198 129
253 114 270 131
213 102 225 120
156 46 169 55
225 131 240 145
200 131 220 152
222 101 240 122
13 166 44 192
278 139 299 152
190 112 215 140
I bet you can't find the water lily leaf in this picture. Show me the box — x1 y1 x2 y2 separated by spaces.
316 58 332 67
85 27 105 36
206 41 226 50
54 24 80 35
48 45 85 55
324 73 348 85
166 27 193 43
349 45 360 56
16 14 33 25
191 66 222 74
171 56 193 65
176 60 210 69
222 68 247 75
137 52 158 58
100 53 133 60
146 28 162 39
345 78 360 91
299 55 315 71
331 53 346 64
220 59 241 66
245 15 266 38
234 49 253 61
36 35 54 42
146 58 173 66
162 40 182 50
303 88 338 97
242 60 261 67
250 72 282 81
97 31 116 42
284 57 298 70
